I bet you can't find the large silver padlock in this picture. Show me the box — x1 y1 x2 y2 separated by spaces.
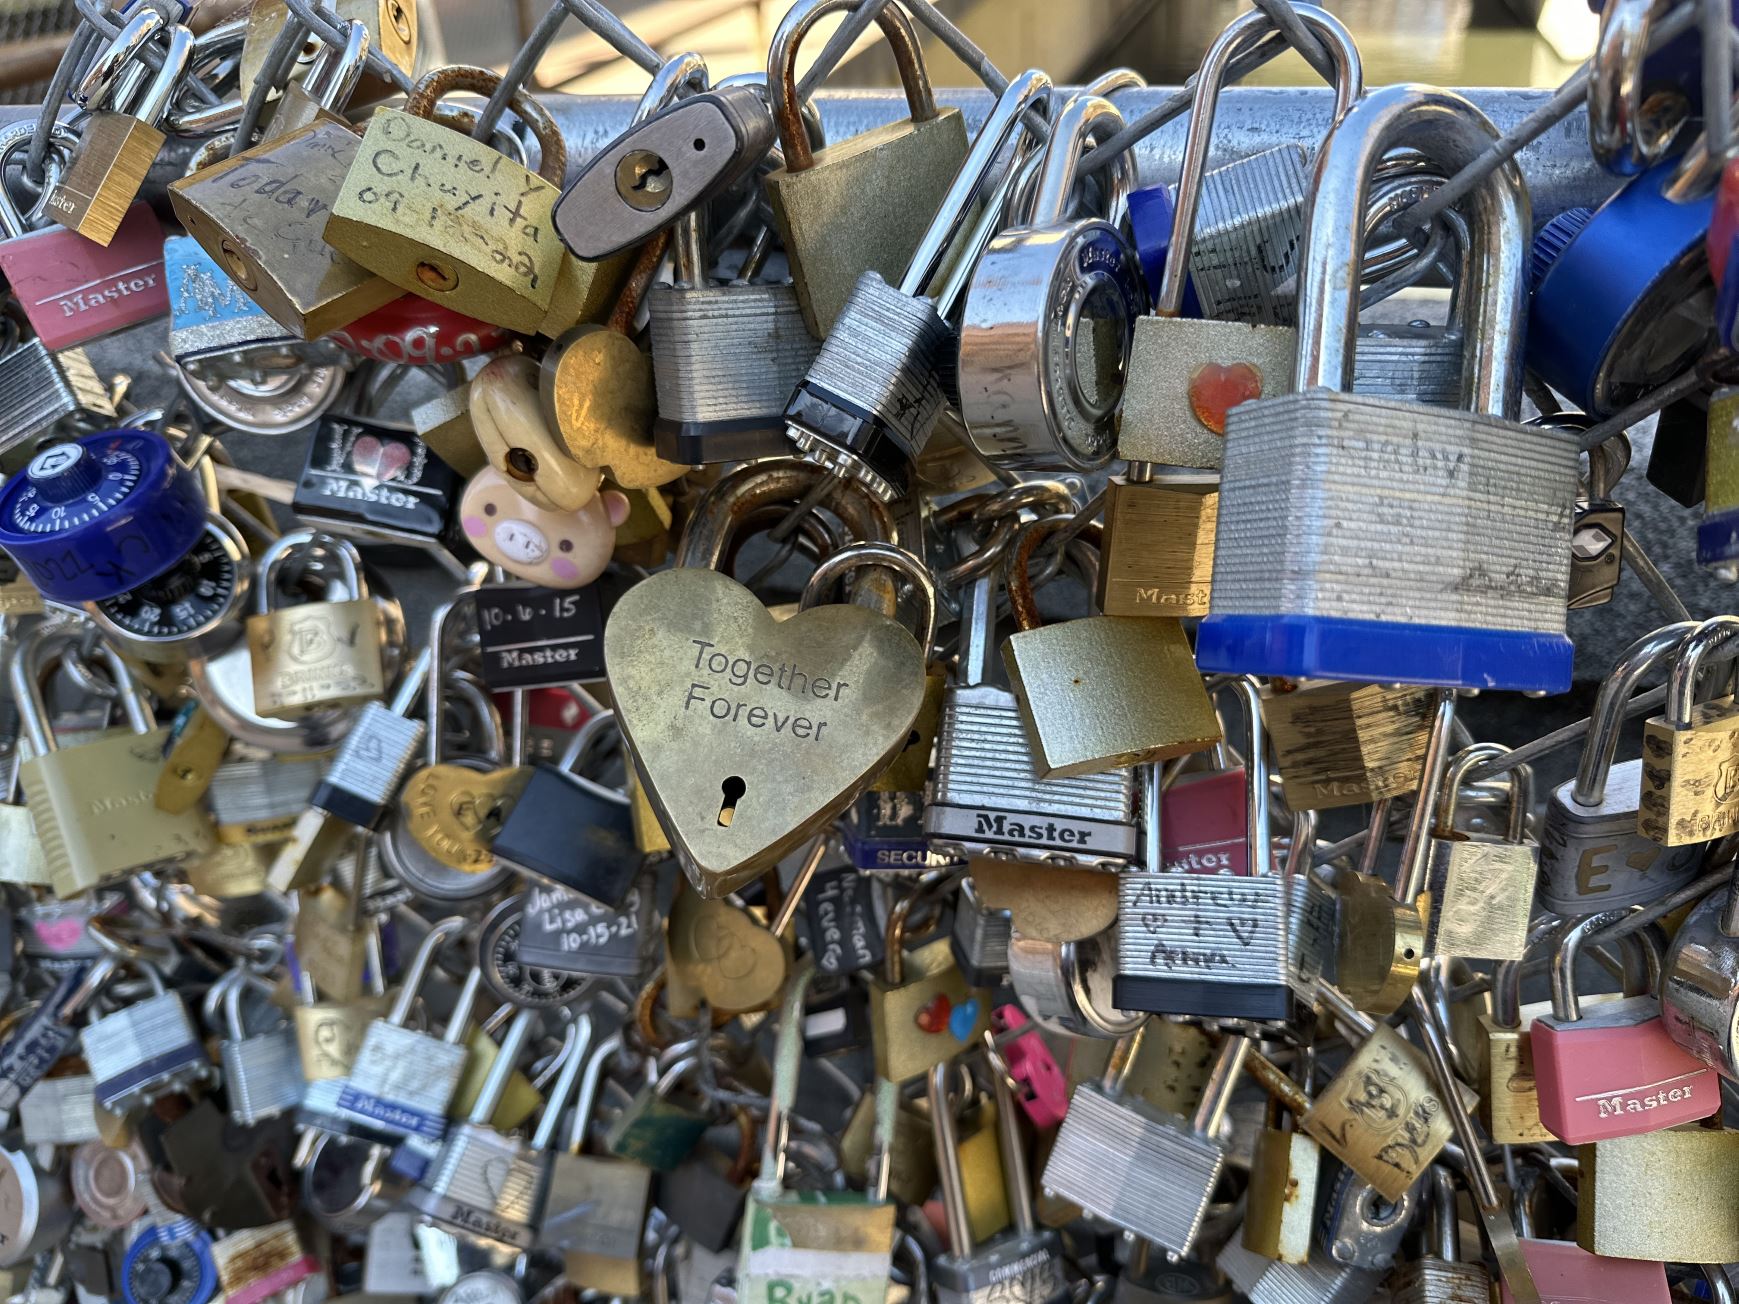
1196 83 1580 694
217 971 303 1127
81 961 214 1113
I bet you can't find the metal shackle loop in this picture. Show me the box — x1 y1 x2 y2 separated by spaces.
1156 1 1362 316
768 0 939 171
1028 94 1125 229
1573 621 1699 805
1665 615 1739 727
799 541 938 652
406 65 567 185
1295 82 1528 419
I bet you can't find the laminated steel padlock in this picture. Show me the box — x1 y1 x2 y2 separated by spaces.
1388 1167 1492 1302
1001 516 1221 778
217 972 302 1127
1540 623 1704 915
957 89 1145 474
784 70 1050 501
761 0 968 336
1638 614 1739 845
737 962 898 1304
11 624 214 896
1197 83 1579 691
1116 676 1335 1021
926 574 1139 869
326 65 572 333
1042 1030 1250 1255
167 119 402 339
1530 910 1719 1142
47 22 194 245
1419 742 1537 960
1118 5 1362 471
81 961 214 1114
929 1058 1068 1304
245 529 386 718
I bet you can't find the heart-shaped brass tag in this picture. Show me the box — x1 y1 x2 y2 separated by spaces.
402 763 531 873
605 566 925 897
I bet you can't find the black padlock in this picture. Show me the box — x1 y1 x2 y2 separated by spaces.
141 1095 295 1228
475 580 609 691
801 867 884 977
292 415 465 557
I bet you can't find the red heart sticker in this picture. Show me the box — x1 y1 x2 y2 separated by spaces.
351 435 412 484
914 992 952 1035
1188 361 1265 435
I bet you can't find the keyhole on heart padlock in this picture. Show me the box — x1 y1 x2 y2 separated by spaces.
718 776 746 827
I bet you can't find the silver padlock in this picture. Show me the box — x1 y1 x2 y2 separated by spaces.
1539 623 1704 915
1196 83 1580 694
1217 1235 1378 1304
19 1074 99 1148
1319 1162 1421 1271
925 575 1138 869
81 961 214 1113
404 1007 544 1250
0 341 116 470
217 970 303 1127
1042 1030 1250 1255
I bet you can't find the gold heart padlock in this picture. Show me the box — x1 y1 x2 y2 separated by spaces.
402 763 532 872
605 542 931 898
666 885 788 1016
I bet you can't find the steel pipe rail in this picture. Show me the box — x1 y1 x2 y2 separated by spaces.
1 86 1614 229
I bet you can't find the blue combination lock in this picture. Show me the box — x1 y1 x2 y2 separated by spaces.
0 429 207 603
121 1220 217 1304
1528 156 1717 416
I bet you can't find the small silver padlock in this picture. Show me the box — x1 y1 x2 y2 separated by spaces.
81 960 214 1113
217 971 303 1127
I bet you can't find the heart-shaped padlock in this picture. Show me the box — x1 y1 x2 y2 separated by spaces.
604 543 932 897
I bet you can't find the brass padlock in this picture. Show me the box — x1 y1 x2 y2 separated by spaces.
1639 615 1739 846
1262 680 1435 811
325 65 570 332
245 530 386 718
47 21 194 245
12 624 216 897
1096 470 1218 619
762 0 969 336
1001 517 1221 778
240 0 416 108
168 119 402 339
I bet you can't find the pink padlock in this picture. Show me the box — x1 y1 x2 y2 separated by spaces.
1160 678 1263 875
0 202 167 351
459 466 628 589
326 293 507 365
991 1004 1068 1129
1531 910 1718 1144
1501 1238 1669 1304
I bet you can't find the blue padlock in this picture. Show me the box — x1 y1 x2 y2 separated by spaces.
1529 157 1716 417
0 429 208 603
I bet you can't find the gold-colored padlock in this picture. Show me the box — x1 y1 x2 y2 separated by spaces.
168 119 402 339
325 65 570 332
762 0 969 336
1096 472 1218 619
1639 616 1739 846
240 0 416 108
1262 680 1434 811
245 531 386 718
47 20 194 245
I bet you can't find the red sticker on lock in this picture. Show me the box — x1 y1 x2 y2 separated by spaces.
326 293 507 365
0 203 168 351
915 992 952 1035
1187 360 1264 435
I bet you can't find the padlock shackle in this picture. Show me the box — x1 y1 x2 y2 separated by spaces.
799 541 937 652
1299 83 1529 418
440 967 484 1046
1574 621 1699 805
74 9 165 110
1665 615 1739 727
565 1031 622 1155
257 529 368 614
126 25 196 130
7 623 151 754
753 957 817 1201
406 65 567 186
468 1006 538 1125
302 19 370 115
1207 675 1271 880
1028 94 1123 230
1191 1033 1251 1137
530 1012 594 1152
1432 742 1528 843
384 916 465 1026
1491 913 1562 1028
767 0 938 173
1155 2 1361 317
1426 1165 1461 1261
1548 908 1634 1022
1588 0 1687 179
926 1060 974 1256
1395 690 1458 905
901 67 1052 299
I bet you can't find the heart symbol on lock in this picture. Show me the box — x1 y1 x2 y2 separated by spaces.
1187 360 1265 435
604 566 926 898
948 997 982 1042
350 434 413 485
915 993 952 1035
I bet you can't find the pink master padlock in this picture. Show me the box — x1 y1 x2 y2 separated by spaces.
992 1004 1068 1129
1530 910 1718 1144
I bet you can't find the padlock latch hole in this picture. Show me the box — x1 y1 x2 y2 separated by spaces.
718 776 746 827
